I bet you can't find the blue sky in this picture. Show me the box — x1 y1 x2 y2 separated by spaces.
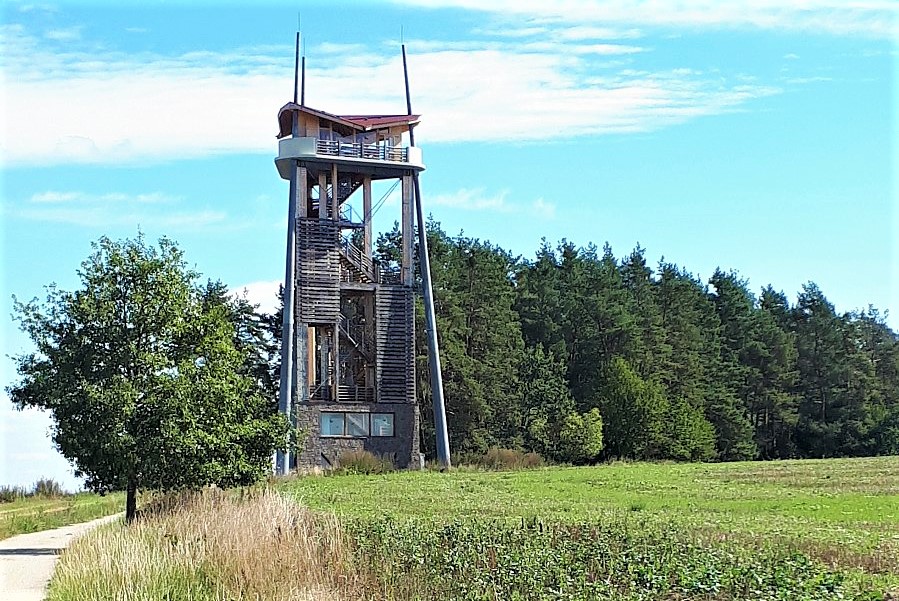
1 1 896 490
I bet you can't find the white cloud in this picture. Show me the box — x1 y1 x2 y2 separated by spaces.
1 13 798 166
16 3 57 14
557 25 644 41
429 188 513 211
7 189 227 229
233 280 281 314
474 25 548 38
782 76 833 85
44 26 81 41
398 0 898 38
531 198 556 219
30 191 177 204
428 187 555 219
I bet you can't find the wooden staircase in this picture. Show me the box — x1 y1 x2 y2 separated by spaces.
376 287 415 403
339 237 379 283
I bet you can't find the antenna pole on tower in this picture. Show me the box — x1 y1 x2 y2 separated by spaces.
402 43 451 469
292 31 300 104
300 43 306 106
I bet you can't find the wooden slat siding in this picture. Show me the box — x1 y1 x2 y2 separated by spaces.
337 386 375 403
297 218 340 322
375 285 416 404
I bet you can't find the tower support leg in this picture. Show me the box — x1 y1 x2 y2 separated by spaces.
412 174 451 468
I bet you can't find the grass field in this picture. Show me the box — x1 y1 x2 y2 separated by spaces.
47 456 899 600
0 492 124 539
280 456 899 596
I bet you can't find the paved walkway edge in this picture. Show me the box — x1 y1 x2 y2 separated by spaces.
0 513 124 601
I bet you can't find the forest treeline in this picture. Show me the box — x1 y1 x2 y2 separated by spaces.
374 221 899 463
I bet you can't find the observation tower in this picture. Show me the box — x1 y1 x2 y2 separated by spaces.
273 40 449 472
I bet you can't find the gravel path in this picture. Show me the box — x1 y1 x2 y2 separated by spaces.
0 514 122 601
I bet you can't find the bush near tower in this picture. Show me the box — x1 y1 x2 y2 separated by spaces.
7 235 287 522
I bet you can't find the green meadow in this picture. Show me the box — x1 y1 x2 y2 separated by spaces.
47 457 899 600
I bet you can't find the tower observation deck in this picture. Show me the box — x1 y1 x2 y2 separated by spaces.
274 102 425 470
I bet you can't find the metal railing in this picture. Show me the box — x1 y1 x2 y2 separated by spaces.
339 237 378 283
338 314 374 361
316 140 408 163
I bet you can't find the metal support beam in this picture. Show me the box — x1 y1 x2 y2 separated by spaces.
363 176 372 255
318 173 327 219
332 322 340 401
412 173 451 468
402 43 451 468
331 163 339 220
276 113 300 475
401 175 414 287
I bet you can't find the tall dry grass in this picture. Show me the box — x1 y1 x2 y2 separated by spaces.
49 488 360 601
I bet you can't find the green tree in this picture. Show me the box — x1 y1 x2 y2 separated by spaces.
200 280 280 400
557 409 604 464
793 283 851 456
656 263 754 460
413 224 525 455
505 344 608 464
852 308 899 454
619 246 668 378
515 240 567 360
7 236 287 521
749 289 800 458
592 357 668 459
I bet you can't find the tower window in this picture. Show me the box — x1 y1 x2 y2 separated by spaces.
320 412 345 436
371 413 394 437
347 412 370 437
319 411 394 437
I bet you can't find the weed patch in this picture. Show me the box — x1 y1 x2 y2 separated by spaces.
335 450 395 475
458 447 545 470
48 489 356 601
346 517 870 600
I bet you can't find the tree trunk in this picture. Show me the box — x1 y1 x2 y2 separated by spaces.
125 478 137 523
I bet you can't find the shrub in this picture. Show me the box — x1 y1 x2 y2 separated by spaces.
32 477 66 498
0 485 28 503
336 450 395 475
464 447 545 470
558 409 604 464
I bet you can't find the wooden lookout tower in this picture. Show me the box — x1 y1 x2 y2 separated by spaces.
273 101 426 471
273 40 449 473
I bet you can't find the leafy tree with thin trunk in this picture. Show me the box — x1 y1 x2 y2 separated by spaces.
7 235 288 522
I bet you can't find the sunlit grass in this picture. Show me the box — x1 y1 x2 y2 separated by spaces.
281 456 899 579
0 492 124 539
48 489 356 601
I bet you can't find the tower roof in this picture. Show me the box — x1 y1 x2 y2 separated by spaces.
277 103 420 139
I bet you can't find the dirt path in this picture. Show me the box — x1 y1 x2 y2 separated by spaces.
0 514 122 601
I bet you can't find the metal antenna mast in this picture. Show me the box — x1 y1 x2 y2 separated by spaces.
402 42 452 468
300 38 306 106
292 30 300 104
